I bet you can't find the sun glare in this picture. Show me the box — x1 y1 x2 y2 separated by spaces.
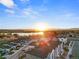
35 22 48 31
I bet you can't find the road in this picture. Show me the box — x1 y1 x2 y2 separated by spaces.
72 41 79 59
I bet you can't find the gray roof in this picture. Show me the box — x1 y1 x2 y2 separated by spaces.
26 40 59 58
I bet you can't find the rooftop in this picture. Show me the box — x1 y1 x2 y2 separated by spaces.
26 39 59 58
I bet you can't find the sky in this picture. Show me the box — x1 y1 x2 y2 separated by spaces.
0 0 79 29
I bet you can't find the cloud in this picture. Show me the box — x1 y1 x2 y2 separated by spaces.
22 8 40 19
0 0 15 8
5 9 15 14
53 11 79 26
43 0 48 4
20 0 30 2
36 0 48 12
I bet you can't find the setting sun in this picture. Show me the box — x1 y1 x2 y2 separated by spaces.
34 22 48 31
